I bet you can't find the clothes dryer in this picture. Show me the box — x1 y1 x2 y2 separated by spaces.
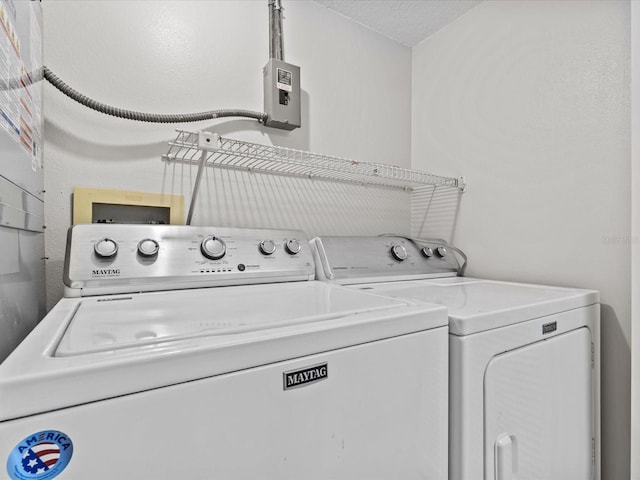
312 235 600 480
0 225 449 480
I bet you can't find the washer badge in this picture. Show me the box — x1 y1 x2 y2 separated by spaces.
6 430 73 480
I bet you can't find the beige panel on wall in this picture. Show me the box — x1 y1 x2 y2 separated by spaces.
73 187 184 225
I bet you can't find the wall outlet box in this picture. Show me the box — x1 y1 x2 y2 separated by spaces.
263 58 301 131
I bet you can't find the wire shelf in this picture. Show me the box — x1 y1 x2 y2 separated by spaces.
162 130 465 191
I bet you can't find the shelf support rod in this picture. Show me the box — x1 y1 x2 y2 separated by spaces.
186 132 220 225
186 149 207 225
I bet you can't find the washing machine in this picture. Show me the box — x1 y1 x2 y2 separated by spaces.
0 225 450 480
311 235 600 480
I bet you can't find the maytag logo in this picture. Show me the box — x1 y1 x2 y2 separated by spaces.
283 363 328 390
542 321 557 335
92 268 121 276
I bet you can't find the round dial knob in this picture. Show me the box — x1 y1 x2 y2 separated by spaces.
94 238 118 258
421 246 434 258
435 246 447 257
391 244 408 261
259 239 276 255
285 239 302 255
200 236 226 260
137 238 159 257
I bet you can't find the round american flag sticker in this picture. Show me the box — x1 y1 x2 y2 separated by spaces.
6 430 73 480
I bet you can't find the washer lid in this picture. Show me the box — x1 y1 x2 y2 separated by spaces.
0 281 447 421
54 280 448 356
354 277 599 335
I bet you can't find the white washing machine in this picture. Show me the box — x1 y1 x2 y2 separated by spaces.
311 235 600 480
0 225 449 480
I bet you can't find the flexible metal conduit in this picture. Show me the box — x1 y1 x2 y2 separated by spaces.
269 0 284 60
41 67 268 124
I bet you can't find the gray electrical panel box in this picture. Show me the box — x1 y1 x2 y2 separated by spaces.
263 58 301 130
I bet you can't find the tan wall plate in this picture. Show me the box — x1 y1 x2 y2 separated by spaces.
72 187 184 225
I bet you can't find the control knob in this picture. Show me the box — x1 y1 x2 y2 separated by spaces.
94 238 118 258
285 239 302 255
391 244 408 262
259 240 277 255
201 236 226 260
137 238 159 257
421 246 434 258
435 246 447 257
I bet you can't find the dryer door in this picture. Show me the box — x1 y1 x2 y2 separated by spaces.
484 327 593 480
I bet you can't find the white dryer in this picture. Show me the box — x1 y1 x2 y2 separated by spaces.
312 235 600 480
0 225 449 480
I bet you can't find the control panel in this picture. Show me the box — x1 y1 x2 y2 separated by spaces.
64 224 315 297
311 235 461 284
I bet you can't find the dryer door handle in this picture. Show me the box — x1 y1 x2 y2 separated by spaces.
495 433 517 480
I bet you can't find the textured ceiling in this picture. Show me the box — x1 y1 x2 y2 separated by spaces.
312 0 482 47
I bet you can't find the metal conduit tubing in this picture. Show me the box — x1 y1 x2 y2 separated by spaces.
269 0 284 60
42 67 268 124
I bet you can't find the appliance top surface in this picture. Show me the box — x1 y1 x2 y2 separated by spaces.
0 280 447 421
353 276 599 335
312 235 598 335
55 280 447 356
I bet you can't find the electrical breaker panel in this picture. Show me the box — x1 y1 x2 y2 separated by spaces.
263 58 301 130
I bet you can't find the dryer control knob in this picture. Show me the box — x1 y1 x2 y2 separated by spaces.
201 236 226 260
421 247 434 258
259 239 277 255
137 238 159 257
436 246 447 257
94 238 118 258
285 239 302 255
391 244 408 261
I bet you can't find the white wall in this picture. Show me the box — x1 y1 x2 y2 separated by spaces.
412 1 630 479
632 2 640 477
42 1 412 307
